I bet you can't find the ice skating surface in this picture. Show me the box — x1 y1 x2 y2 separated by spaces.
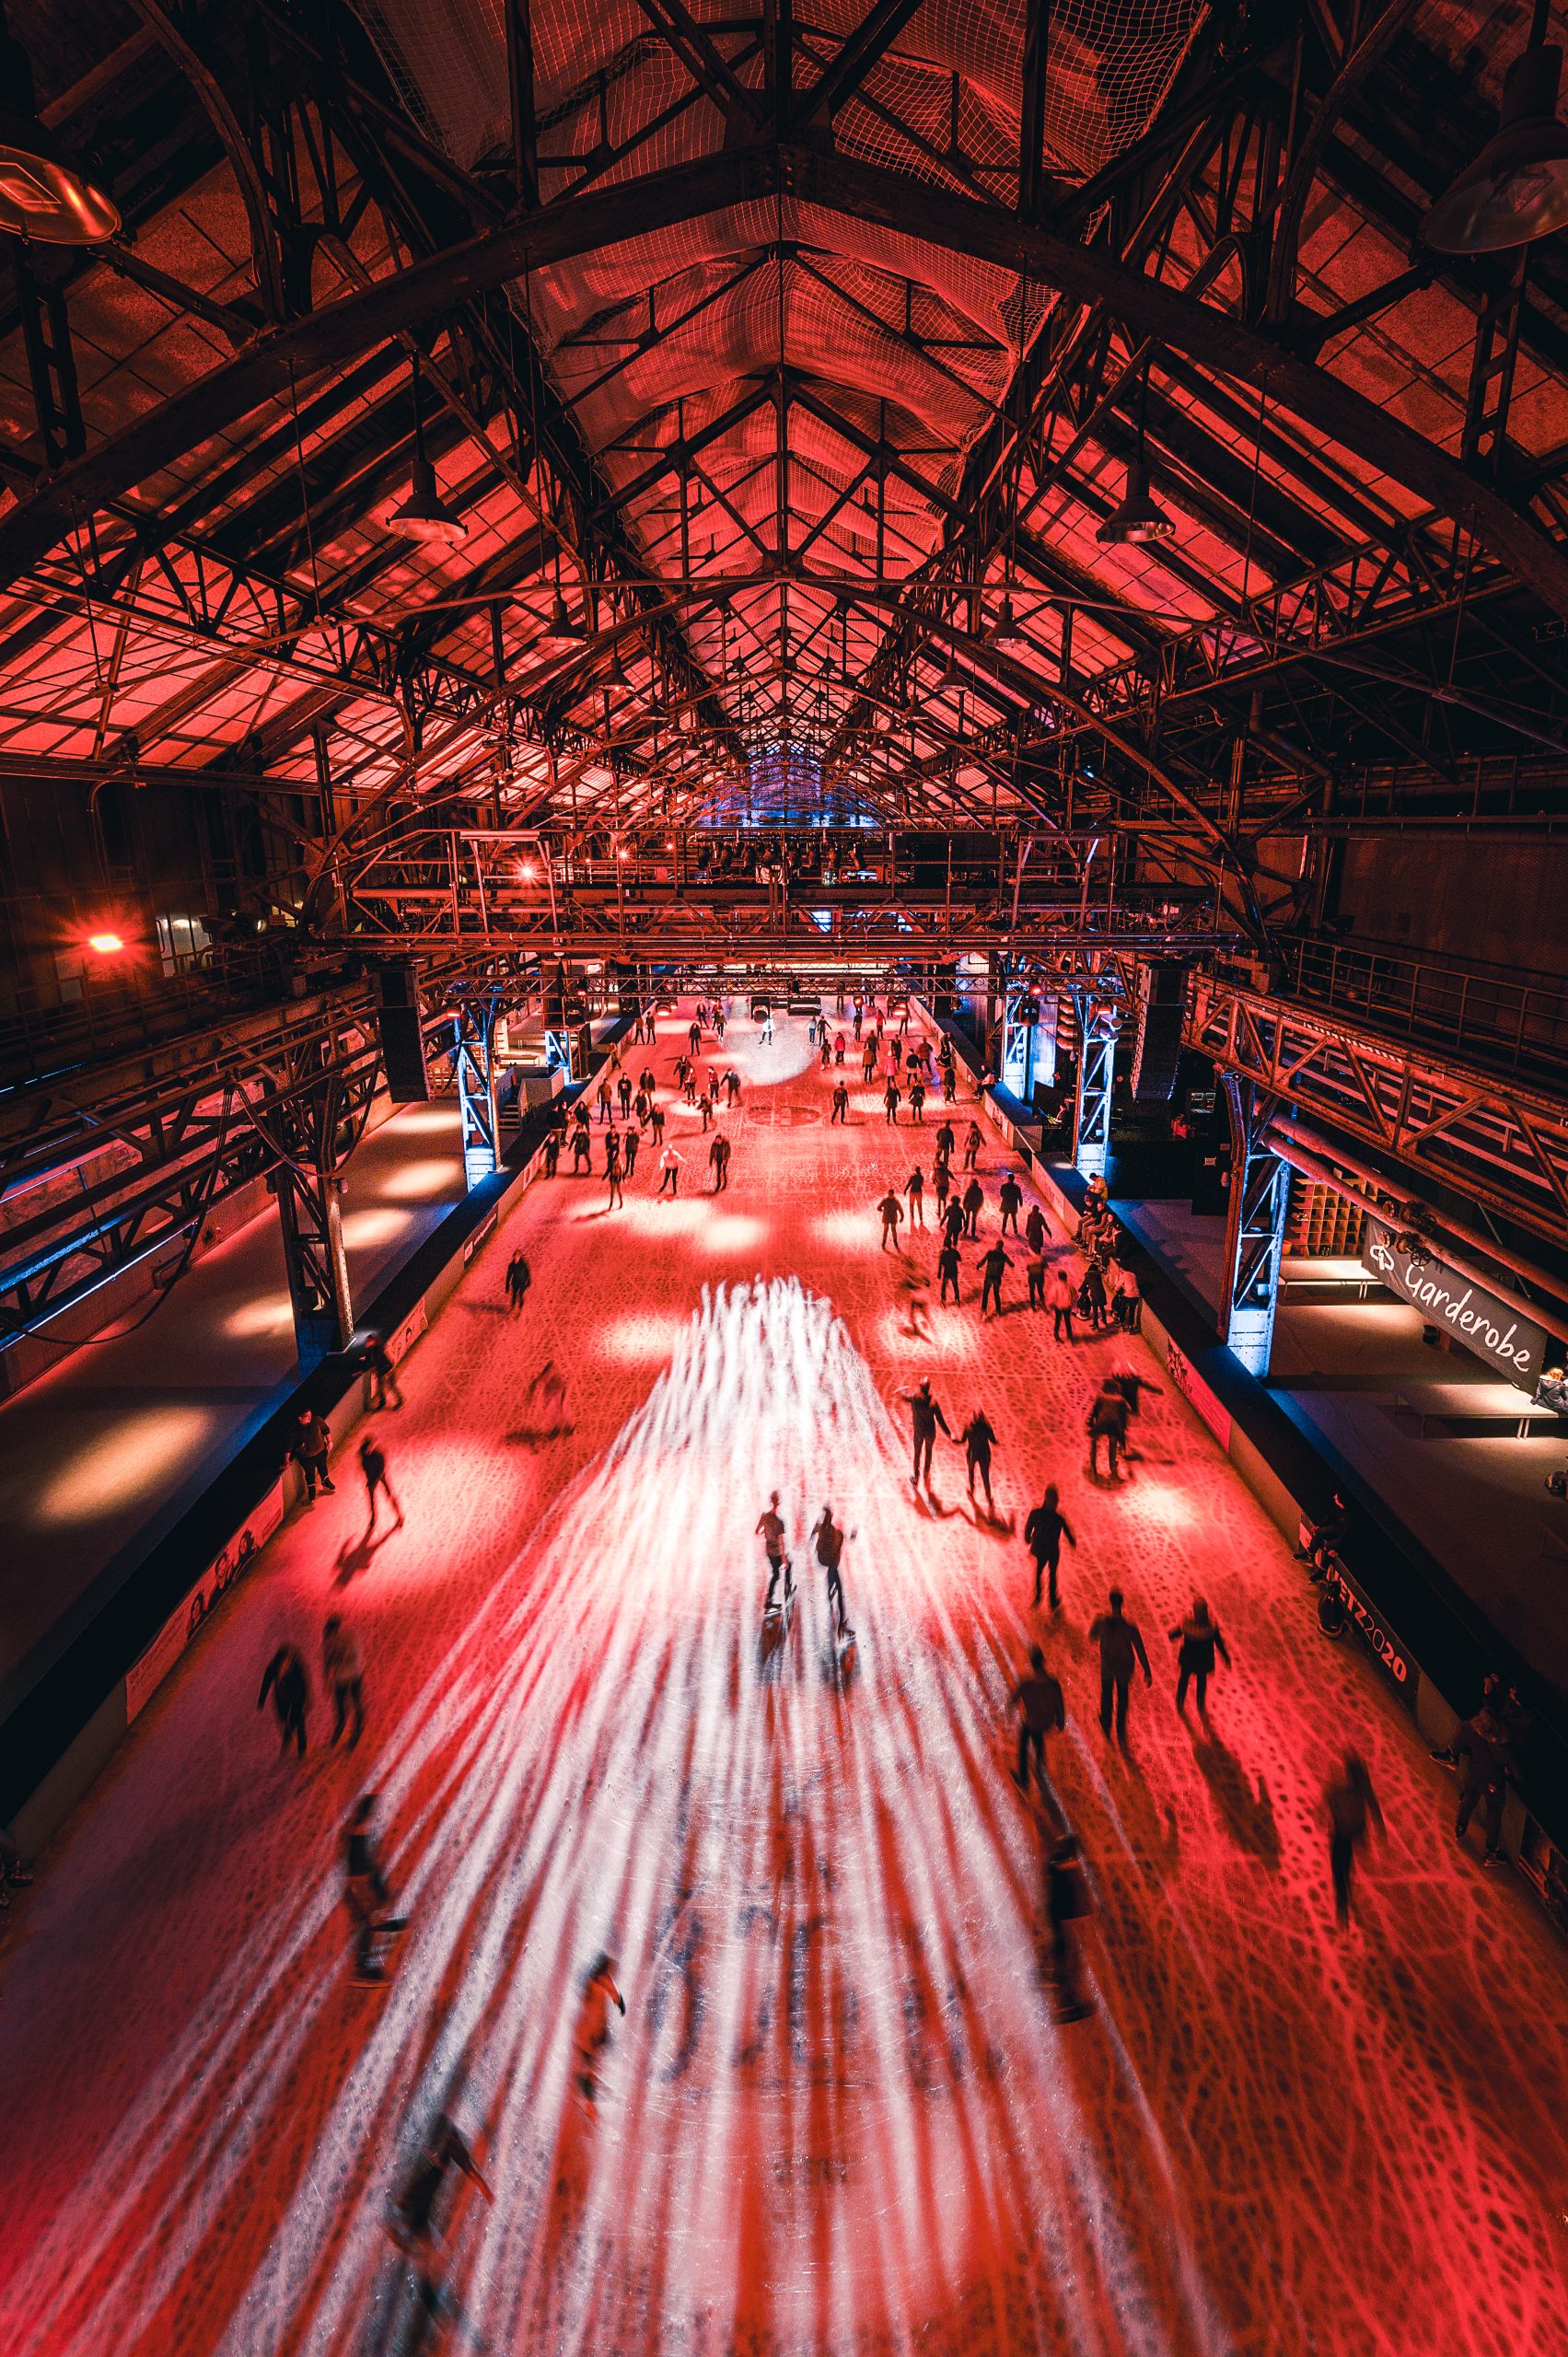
4 1008 1567 2357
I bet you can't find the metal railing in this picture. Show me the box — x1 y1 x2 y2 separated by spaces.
1277 936 1568 1083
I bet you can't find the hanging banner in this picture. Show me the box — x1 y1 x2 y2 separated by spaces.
1361 1222 1549 1391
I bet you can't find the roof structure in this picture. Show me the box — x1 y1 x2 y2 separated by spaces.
0 0 1565 944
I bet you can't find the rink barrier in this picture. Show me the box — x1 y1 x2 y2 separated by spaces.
3 1016 635 1852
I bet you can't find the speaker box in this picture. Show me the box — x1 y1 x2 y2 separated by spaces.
377 961 430 1102
1130 961 1187 1102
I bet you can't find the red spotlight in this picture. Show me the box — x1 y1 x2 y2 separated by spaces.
87 930 125 955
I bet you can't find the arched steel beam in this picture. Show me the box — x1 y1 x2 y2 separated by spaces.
6 140 1566 619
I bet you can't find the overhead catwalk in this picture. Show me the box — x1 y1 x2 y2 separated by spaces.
2 1009 1564 2357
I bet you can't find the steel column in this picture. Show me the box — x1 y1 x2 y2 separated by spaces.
273 1163 354 1368
1072 990 1119 1179
1219 1074 1289 1377
455 1004 502 1189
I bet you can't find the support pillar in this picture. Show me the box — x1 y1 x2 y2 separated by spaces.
455 1004 501 1190
1219 1074 1289 1377
273 1164 353 1368
1072 990 1119 1180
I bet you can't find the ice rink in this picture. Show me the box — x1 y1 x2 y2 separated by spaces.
3 1006 1565 2357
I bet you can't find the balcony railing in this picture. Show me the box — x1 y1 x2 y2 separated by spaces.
1277 936 1568 1084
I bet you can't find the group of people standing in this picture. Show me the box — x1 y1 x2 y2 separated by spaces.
549 1011 740 1205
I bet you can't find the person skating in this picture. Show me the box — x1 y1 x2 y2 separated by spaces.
1024 1484 1075 1609
813 1505 852 1637
1078 1258 1109 1331
709 1132 732 1191
359 1330 403 1411
595 1079 611 1124
389 2112 494 2262
935 1120 955 1163
258 1642 309 1759
570 1125 592 1174
699 1088 715 1132
960 1177 984 1239
1088 1588 1152 1746
936 1235 962 1305
834 1030 846 1065
1045 1834 1095 2020
617 1072 633 1120
1024 1202 1048 1253
830 1081 849 1125
1025 1244 1048 1309
1012 1643 1065 1794
505 1250 532 1317
1453 1707 1509 1864
291 1407 334 1500
758 1491 792 1611
657 1143 684 1197
1086 1379 1130 1480
905 1166 925 1227
724 1068 741 1107
1114 1262 1142 1330
648 1099 667 1147
359 1430 405 1533
344 1794 401 1984
940 1195 965 1250
899 1257 934 1341
977 1239 1012 1319
1104 1368 1163 1460
862 1039 877 1085
605 1144 624 1211
998 1173 1024 1236
1325 1750 1384 1928
323 1613 365 1748
1050 1265 1075 1341
1170 1598 1231 1717
963 1121 982 1169
960 1409 999 1510
883 1078 901 1125
623 1125 641 1179
878 1190 904 1252
898 1377 951 1489
574 1951 627 2118
909 1076 926 1123
688 1017 703 1056
525 1359 569 1438
932 1160 952 1225
542 1127 562 1179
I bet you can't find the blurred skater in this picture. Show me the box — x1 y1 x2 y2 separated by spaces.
359 1430 405 1533
1326 1751 1385 1928
1045 1835 1095 2021
343 1794 402 1984
813 1505 852 1638
1012 1643 1065 1794
960 1408 999 1509
1024 1484 1075 1610
758 1491 793 1610
1170 1597 1231 1718
323 1613 365 1747
574 1954 626 2117
898 1377 951 1489
1088 1589 1151 1746
505 1250 532 1317
258 1641 309 1758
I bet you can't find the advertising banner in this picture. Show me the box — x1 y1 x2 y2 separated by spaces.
126 1477 285 1722
1361 1222 1549 1390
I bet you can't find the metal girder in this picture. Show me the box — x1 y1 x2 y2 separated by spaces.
5 142 1568 625
1218 1072 1289 1377
1070 988 1119 1179
1189 972 1568 1255
454 1000 504 1188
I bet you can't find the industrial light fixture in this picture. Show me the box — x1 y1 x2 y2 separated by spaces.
985 592 1020 645
87 929 125 955
1423 41 1568 252
547 589 585 640
1098 364 1175 545
387 355 467 544
0 19 120 245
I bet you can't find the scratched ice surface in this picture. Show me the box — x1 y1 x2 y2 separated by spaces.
3 1009 1565 2357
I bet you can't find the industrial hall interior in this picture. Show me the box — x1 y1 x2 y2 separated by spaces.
4 1 1568 2352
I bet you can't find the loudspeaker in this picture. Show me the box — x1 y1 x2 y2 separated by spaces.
377 961 430 1102
1130 961 1187 1102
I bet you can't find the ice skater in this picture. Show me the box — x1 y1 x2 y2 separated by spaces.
897 1376 951 1490
1044 1834 1095 2021
360 1330 403 1411
898 1257 934 1341
1170 1597 1231 1718
1050 1265 1075 1341
1011 1643 1065 1794
1453 1706 1509 1864
1088 1588 1151 1747
343 1794 404 1984
877 1189 903 1251
882 1077 901 1124
291 1406 334 1499
1024 1484 1075 1609
976 1237 1012 1318
936 1234 962 1304
574 1954 626 2117
389 2110 494 2278
323 1613 365 1747
1325 1750 1385 1927
359 1431 405 1533
961 1176 984 1237
963 1121 982 1169
505 1249 532 1317
960 1407 999 1510
758 1491 793 1610
830 1080 849 1124
258 1641 309 1758
813 1505 853 1639
605 1144 624 1210
657 1143 684 1196
904 1165 925 1227
709 1132 732 1191
525 1359 569 1438
998 1172 1024 1235
1086 1380 1131 1480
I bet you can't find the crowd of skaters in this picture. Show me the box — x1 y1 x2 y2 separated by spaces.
218 983 1514 2302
